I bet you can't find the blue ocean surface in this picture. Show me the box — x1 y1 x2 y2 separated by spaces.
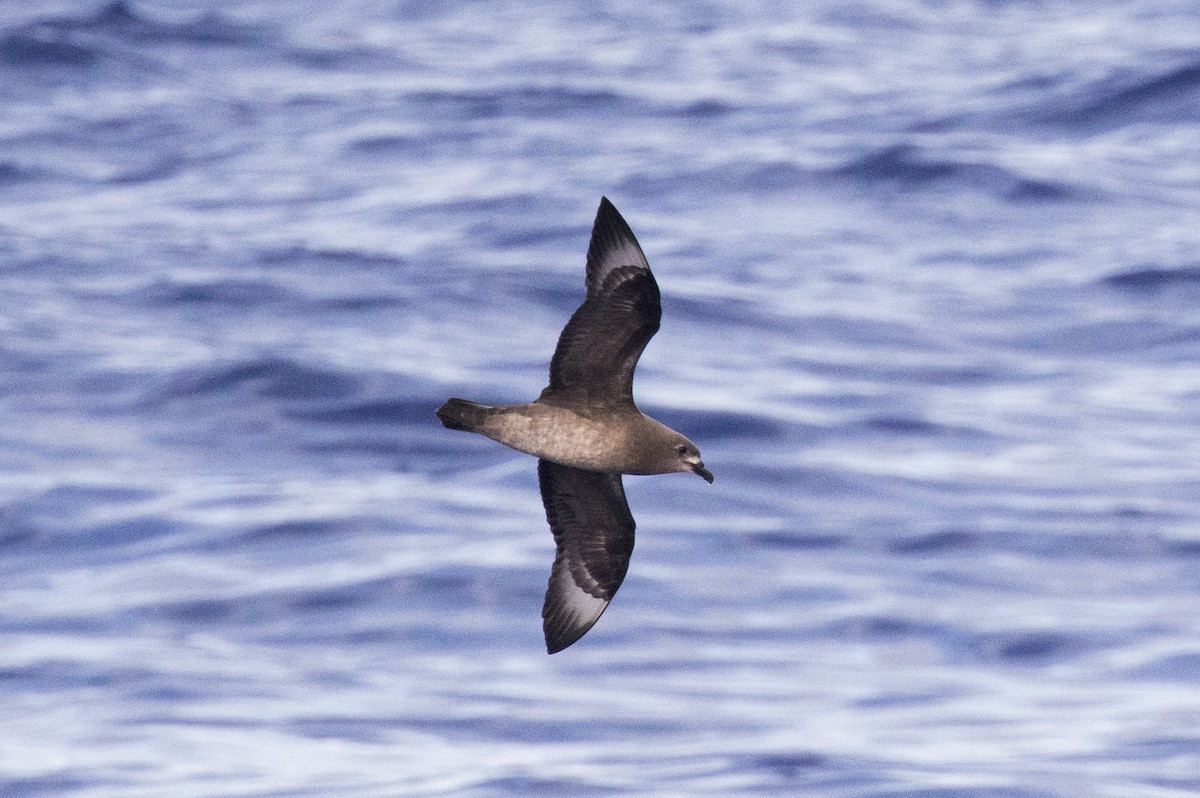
3 1 1200 795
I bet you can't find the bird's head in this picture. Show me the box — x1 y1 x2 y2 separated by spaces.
669 436 713 483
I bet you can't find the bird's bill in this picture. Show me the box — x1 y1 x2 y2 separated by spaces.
691 462 714 483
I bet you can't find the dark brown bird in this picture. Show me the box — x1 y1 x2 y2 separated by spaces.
437 197 712 653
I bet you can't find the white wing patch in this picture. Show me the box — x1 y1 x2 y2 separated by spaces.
544 556 612 652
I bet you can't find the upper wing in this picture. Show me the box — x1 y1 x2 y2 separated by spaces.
540 197 661 409
538 459 636 654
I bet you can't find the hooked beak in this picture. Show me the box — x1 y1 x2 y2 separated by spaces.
691 461 714 484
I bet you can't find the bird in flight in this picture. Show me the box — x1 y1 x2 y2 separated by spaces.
437 197 712 653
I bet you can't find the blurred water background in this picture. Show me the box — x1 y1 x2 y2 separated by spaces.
3 1 1200 795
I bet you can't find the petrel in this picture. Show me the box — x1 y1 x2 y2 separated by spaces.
437 197 713 654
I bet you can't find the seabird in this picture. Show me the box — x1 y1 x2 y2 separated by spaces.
437 197 713 653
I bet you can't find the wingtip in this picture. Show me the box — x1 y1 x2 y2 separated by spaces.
542 602 606 654
543 620 583 655
595 195 621 225
543 622 595 654
588 196 640 252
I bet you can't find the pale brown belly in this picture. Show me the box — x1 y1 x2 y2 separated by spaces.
476 402 639 471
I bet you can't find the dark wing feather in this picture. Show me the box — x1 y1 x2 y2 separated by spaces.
540 197 661 408
538 459 635 654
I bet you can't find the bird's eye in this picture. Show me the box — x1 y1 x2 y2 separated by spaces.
676 444 688 455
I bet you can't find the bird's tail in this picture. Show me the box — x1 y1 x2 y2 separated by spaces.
436 398 492 432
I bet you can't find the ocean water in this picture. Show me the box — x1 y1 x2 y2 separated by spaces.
3 1 1200 795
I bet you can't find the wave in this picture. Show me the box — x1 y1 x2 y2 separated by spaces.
979 629 1085 665
255 244 409 271
622 146 1080 203
621 159 812 198
859 415 980 439
1040 60 1200 131
405 85 633 121
0 1 269 80
828 144 1080 202
746 531 848 551
134 277 290 307
1102 264 1200 291
287 397 437 427
888 529 978 554
1126 651 1200 682
137 258 410 312
0 160 46 186
160 357 359 403
0 482 162 555
651 407 786 442
143 358 457 465
52 0 265 47
0 29 98 69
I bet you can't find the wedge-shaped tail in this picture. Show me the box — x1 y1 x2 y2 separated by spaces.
436 398 492 432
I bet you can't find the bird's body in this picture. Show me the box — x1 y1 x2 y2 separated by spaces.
437 398 693 475
437 197 711 653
